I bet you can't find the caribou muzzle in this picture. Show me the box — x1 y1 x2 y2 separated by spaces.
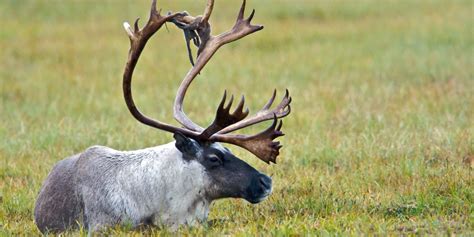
245 174 272 204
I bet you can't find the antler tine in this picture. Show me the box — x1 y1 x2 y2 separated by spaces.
217 89 292 134
199 91 249 140
201 0 214 25
237 0 247 21
262 89 277 110
122 0 200 138
225 94 234 111
211 114 285 164
172 0 264 133
234 95 249 116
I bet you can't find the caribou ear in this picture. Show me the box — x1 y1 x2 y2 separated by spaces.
174 132 201 157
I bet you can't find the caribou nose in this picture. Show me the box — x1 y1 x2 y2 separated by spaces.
259 175 272 190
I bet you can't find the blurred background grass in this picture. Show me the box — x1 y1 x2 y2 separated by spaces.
0 0 472 235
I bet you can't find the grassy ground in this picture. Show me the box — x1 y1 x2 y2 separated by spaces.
1 0 473 235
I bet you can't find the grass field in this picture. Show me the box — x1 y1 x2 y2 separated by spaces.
1 0 473 235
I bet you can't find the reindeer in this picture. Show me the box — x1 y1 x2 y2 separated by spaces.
34 0 291 233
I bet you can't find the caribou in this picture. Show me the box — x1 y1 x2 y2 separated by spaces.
34 0 291 233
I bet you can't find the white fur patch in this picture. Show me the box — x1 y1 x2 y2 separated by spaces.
88 142 211 229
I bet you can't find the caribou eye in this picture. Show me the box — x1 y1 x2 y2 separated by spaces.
207 154 221 164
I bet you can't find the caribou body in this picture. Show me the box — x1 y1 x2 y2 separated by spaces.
34 0 291 233
35 138 272 232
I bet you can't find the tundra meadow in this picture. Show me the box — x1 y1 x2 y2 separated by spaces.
0 0 472 235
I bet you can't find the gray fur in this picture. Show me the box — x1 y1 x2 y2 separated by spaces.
34 140 271 233
34 154 83 232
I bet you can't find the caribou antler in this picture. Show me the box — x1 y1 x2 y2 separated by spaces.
172 0 265 132
217 89 291 134
122 0 199 137
214 115 284 163
122 0 292 163
199 91 249 139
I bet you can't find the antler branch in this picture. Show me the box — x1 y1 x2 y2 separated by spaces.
167 0 291 163
172 0 263 132
122 0 200 138
122 0 291 164
217 89 291 134
199 91 249 139
211 115 284 163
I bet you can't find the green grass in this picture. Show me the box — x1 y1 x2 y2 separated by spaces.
1 0 473 235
